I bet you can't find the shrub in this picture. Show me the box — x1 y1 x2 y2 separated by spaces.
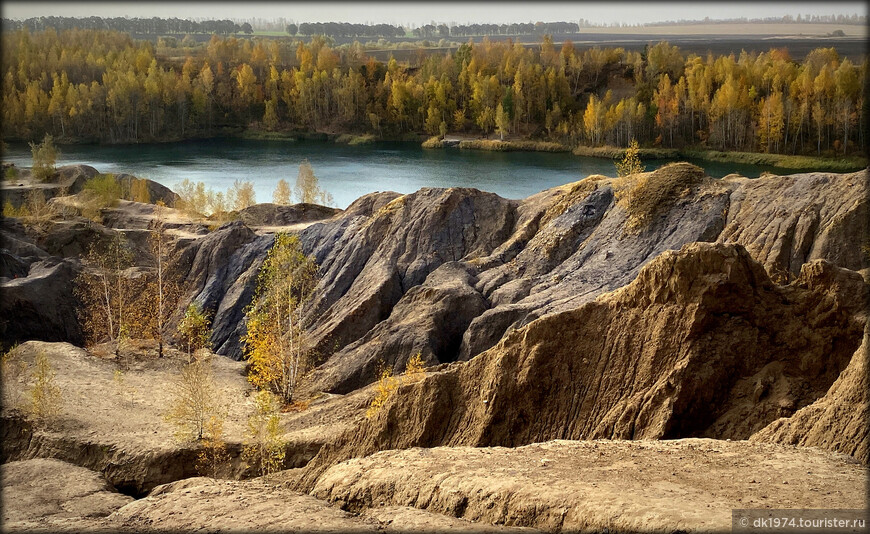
403 352 426 383
129 178 151 203
30 134 59 182
242 391 287 477
366 364 397 418
1 345 28 409
29 351 62 425
83 173 122 209
177 304 212 361
422 136 445 149
615 139 644 177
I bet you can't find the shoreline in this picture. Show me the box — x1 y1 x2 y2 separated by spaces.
3 131 864 173
423 136 867 172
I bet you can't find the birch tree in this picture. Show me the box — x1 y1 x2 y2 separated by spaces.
243 233 318 404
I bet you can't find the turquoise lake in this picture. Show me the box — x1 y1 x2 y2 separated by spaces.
3 139 787 209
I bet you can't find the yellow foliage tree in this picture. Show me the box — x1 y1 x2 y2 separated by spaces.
30 134 59 182
229 179 256 211
177 303 212 361
294 160 334 206
273 178 291 205
366 364 397 418
196 415 230 479
243 233 319 404
74 233 134 349
242 391 286 477
615 138 644 177
164 354 219 442
29 351 62 425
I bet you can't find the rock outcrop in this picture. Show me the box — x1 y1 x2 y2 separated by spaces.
295 242 867 488
237 202 340 227
299 187 516 365
1 458 133 530
0 257 83 346
718 170 869 279
751 326 869 463
0 165 179 209
0 341 254 496
297 166 867 395
0 164 99 209
169 221 275 357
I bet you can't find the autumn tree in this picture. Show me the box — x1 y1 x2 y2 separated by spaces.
615 138 644 177
243 233 318 405
242 391 287 477
74 233 134 350
273 178 291 205
495 102 510 141
145 202 181 358
177 303 212 361
130 178 151 203
196 415 230 479
81 173 123 221
30 134 59 182
294 160 333 206
229 179 256 211
175 179 210 218
29 351 62 426
164 353 220 442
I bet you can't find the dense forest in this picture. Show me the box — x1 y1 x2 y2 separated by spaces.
1 27 866 155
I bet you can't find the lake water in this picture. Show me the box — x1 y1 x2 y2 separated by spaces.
3 139 783 209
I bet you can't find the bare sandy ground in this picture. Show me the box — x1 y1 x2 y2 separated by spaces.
309 439 868 532
1 459 536 533
2 342 866 533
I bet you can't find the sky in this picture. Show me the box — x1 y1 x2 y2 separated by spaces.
2 1 867 27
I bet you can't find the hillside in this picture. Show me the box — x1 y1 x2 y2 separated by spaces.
1 164 868 531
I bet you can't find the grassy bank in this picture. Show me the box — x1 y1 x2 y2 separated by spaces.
679 149 867 172
334 133 377 146
454 139 571 152
235 130 298 142
572 145 680 160
574 145 867 172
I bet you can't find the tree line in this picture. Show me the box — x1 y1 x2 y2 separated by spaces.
1 16 249 35
1 28 866 155
287 22 405 38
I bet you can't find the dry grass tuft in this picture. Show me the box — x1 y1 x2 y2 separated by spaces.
616 162 707 232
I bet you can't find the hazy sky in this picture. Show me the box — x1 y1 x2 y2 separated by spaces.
2 1 866 27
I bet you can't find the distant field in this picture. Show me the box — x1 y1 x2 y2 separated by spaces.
136 21 867 63
581 23 867 37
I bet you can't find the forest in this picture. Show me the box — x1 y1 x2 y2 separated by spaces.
1 27 866 156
